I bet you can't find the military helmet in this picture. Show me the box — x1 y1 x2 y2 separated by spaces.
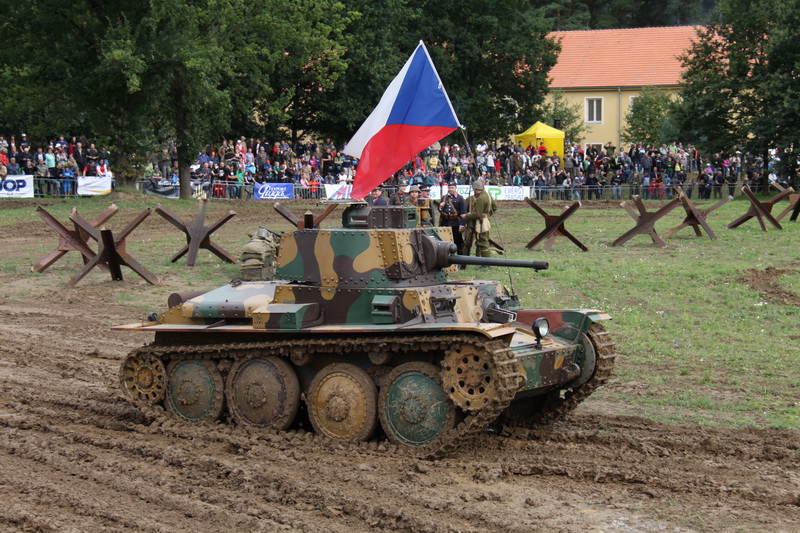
408 185 421 193
471 180 485 191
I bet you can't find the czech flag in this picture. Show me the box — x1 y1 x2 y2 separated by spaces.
344 41 460 199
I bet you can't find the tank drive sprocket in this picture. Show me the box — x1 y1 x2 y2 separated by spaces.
119 351 166 404
442 343 506 411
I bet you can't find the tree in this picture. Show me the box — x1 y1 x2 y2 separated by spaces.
316 0 560 145
418 0 560 142
0 0 347 198
536 90 587 144
535 1 591 31
671 0 772 184
314 0 421 142
621 86 673 146
568 0 711 29
752 0 800 179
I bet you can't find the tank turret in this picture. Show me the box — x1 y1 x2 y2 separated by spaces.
115 202 616 456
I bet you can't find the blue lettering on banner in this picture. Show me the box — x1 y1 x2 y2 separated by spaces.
2 179 27 192
254 183 294 200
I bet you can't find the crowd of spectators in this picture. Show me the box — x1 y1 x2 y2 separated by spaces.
3 130 776 201
0 134 112 196
166 136 757 201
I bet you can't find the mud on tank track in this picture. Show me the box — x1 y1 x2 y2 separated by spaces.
0 294 797 533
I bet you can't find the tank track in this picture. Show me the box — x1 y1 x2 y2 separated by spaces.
503 322 617 427
123 333 521 459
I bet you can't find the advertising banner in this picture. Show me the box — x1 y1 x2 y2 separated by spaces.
78 175 113 196
323 183 354 200
323 183 534 201
0 175 35 198
254 182 294 200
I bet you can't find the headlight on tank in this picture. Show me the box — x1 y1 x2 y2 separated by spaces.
532 317 549 348
533 317 549 337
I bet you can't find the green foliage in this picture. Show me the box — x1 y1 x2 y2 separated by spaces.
0 0 348 197
621 87 673 146
314 0 419 141
752 0 800 177
533 0 715 31
0 0 725 178
317 0 560 142
672 0 800 179
420 0 559 141
672 0 772 156
535 91 587 144
535 1 591 30
576 0 710 29
253 0 354 141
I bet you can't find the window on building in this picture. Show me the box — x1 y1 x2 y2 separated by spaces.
629 95 638 111
586 98 603 124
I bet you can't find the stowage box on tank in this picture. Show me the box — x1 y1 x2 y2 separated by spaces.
115 204 615 455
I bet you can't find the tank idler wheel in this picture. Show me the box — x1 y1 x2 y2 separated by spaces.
165 360 225 423
226 356 300 430
379 362 456 447
306 363 377 442
442 344 498 411
119 352 166 404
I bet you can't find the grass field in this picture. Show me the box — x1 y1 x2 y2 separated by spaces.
1 188 798 431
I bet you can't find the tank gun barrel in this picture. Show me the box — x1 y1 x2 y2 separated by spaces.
448 255 548 271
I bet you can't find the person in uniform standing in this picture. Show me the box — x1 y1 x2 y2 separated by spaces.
464 180 496 259
439 183 466 254
417 185 434 226
402 185 420 206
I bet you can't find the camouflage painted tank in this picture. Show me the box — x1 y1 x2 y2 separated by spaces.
115 204 615 455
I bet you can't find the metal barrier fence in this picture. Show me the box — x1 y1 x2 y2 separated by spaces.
134 179 753 202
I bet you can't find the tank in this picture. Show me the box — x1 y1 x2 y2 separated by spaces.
115 204 616 456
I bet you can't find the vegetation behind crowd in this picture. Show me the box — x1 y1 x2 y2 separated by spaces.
5 0 800 192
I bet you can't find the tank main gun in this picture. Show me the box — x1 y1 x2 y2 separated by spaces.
448 254 548 271
413 235 548 272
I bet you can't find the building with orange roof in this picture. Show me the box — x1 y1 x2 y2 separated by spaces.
547 26 699 151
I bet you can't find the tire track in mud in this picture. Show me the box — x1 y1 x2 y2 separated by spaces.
1 299 799 532
470 420 800 528
1 358 636 533
0 402 493 533
1 364 502 533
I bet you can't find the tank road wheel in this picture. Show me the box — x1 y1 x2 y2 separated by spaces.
165 360 225 423
306 363 377 442
379 362 456 447
119 352 166 404
226 357 300 430
442 344 499 411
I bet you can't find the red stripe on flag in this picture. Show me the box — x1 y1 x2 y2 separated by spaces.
350 123 456 199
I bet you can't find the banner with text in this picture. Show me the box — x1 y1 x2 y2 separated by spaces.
323 183 533 201
78 175 113 196
0 175 35 198
254 182 294 200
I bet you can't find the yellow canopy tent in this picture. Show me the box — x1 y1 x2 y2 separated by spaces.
513 122 565 165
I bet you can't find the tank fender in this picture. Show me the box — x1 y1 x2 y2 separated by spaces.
514 309 610 344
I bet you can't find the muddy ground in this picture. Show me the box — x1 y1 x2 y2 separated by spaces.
0 196 798 532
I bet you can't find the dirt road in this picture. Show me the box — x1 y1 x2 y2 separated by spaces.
0 198 797 532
